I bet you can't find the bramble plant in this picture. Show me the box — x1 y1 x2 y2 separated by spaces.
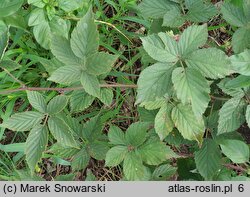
0 0 250 181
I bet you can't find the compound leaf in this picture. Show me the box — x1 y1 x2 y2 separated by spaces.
47 95 68 115
27 91 47 113
105 146 128 167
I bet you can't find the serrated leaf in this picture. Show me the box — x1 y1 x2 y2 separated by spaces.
28 0 45 8
136 63 175 103
48 117 78 148
194 139 221 180
218 78 245 98
138 0 177 19
99 88 113 106
47 95 68 115
155 103 174 140
0 22 8 60
108 126 126 145
69 90 94 113
246 105 250 128
232 27 250 53
0 0 24 17
186 1 217 23
2 112 44 131
140 98 166 110
27 91 47 113
33 21 51 49
58 0 84 12
81 116 102 142
139 141 168 165
49 143 78 158
162 7 185 27
220 140 249 163
171 104 205 143
50 36 83 67
125 122 149 147
105 146 128 167
221 2 248 27
218 98 246 135
0 60 21 71
178 24 208 57
28 8 46 26
80 72 100 97
86 52 117 75
186 48 232 79
230 49 250 76
71 147 90 171
88 141 109 160
225 75 250 89
25 125 48 173
152 164 177 180
48 66 81 85
172 67 210 117
141 33 179 63
123 151 145 181
70 8 98 58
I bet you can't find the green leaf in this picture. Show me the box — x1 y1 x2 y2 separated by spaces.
123 151 145 181
2 112 44 131
81 116 102 142
136 63 175 103
86 52 117 75
28 0 45 8
162 7 185 27
186 1 217 23
154 103 174 140
218 98 246 135
108 126 126 145
48 66 81 85
141 33 178 63
25 125 48 173
48 117 78 148
125 122 149 147
27 91 47 113
138 0 177 19
225 75 250 89
139 141 167 165
194 139 221 180
71 147 90 171
232 27 250 53
99 88 114 106
49 143 78 158
28 8 46 26
221 2 248 27
0 22 8 60
218 78 245 98
178 24 208 57
88 141 109 160
186 48 232 79
171 104 205 143
220 140 249 163
0 143 25 152
105 146 128 167
69 90 94 113
152 164 177 180
33 21 51 49
246 105 250 128
50 36 83 68
230 49 250 76
70 8 99 58
0 0 24 17
0 60 21 71
172 67 210 117
80 72 100 97
47 95 68 115
58 0 84 12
